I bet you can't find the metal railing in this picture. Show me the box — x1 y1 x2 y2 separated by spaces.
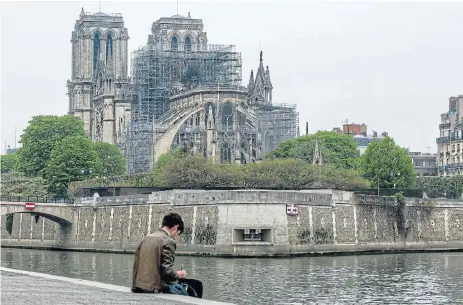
436 135 463 144
84 12 123 17
439 123 451 129
0 196 74 204
438 163 463 171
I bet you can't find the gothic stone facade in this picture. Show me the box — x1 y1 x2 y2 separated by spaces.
67 9 298 171
153 86 262 164
67 9 131 144
151 51 279 165
149 13 208 52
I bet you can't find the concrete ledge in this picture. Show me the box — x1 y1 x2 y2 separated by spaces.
0 267 234 305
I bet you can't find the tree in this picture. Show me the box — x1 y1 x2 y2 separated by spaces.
94 142 126 176
17 115 85 177
44 136 103 196
269 131 360 169
316 164 371 190
0 172 48 197
360 136 415 189
151 149 370 190
0 153 18 173
152 149 187 186
417 176 463 199
155 151 216 188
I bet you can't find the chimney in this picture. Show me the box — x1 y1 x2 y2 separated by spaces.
306 122 309 135
373 131 378 138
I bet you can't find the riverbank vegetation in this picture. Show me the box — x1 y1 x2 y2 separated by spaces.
0 115 126 196
68 150 370 197
1 117 458 199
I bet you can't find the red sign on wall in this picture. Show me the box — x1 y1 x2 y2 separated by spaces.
25 202 36 211
286 204 299 216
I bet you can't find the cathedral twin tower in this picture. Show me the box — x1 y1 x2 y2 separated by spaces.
67 8 131 145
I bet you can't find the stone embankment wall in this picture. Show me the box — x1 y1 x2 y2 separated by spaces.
2 189 463 256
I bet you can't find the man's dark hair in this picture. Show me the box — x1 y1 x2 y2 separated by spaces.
162 213 184 233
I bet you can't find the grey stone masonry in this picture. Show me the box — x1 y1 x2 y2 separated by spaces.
148 189 333 206
75 189 334 207
75 194 150 206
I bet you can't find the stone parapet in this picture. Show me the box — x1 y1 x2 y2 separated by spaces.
148 189 333 206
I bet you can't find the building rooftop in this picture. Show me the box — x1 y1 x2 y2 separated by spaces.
170 14 187 18
353 134 386 140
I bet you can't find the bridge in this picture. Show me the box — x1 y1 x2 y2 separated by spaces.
0 202 74 225
1 201 76 246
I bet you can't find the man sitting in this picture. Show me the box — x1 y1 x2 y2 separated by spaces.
132 212 188 294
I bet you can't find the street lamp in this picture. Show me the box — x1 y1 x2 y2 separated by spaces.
393 172 400 189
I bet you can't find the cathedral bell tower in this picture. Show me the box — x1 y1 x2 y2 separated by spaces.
67 8 131 144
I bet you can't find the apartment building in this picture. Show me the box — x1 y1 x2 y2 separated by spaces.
409 152 437 177
437 95 463 176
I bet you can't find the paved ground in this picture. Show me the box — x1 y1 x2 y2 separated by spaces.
0 268 234 305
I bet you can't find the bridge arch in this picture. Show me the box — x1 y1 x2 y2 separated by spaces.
0 203 74 225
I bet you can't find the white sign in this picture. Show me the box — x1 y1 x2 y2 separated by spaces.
286 204 299 216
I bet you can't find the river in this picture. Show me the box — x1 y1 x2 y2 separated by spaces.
1 248 463 304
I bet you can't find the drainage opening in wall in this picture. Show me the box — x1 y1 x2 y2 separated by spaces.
233 228 272 243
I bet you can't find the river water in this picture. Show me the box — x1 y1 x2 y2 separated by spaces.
1 248 463 305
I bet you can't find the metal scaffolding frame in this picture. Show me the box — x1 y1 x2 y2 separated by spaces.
131 44 242 121
254 103 299 154
119 112 154 174
121 43 243 173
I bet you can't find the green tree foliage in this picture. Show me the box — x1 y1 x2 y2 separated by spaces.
0 153 18 173
416 176 463 199
0 172 48 197
94 142 126 176
44 136 103 196
17 115 85 177
160 153 216 188
154 150 370 190
152 148 186 186
68 152 370 194
360 136 415 189
269 131 360 169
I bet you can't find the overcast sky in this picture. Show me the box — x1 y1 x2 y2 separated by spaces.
1 1 462 154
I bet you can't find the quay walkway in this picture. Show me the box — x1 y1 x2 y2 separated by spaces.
0 267 235 305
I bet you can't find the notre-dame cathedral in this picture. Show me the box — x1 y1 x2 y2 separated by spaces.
67 9 299 173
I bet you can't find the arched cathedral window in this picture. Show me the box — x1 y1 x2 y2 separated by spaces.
185 37 192 52
221 143 232 163
222 102 233 132
106 35 113 62
93 33 100 73
171 37 178 51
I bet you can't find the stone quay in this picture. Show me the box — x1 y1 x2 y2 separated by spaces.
0 267 233 305
2 189 463 256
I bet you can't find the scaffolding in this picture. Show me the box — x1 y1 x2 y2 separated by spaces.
119 112 153 174
253 103 299 154
121 43 243 173
131 44 242 121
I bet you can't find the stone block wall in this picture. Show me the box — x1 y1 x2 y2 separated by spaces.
2 190 463 256
1 213 60 246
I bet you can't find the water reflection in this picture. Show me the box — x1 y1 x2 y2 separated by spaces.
1 248 463 305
